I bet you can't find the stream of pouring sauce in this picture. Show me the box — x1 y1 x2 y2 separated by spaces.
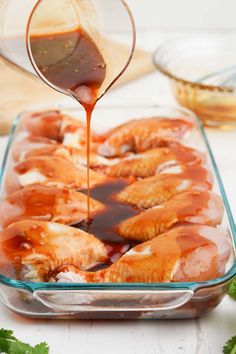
30 27 106 220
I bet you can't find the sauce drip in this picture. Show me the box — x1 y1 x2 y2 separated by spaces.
30 28 106 220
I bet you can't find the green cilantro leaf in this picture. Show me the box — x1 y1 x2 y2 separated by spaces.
8 340 34 354
223 336 236 354
0 328 49 354
32 343 50 354
228 278 236 300
0 329 18 341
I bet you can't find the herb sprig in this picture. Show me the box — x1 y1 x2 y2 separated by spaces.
0 328 49 354
223 336 236 354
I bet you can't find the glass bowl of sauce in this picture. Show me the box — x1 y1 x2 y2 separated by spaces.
153 34 236 130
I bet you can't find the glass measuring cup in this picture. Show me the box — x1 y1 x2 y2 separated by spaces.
0 0 136 104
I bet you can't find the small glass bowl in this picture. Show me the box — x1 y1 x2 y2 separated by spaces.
153 34 236 129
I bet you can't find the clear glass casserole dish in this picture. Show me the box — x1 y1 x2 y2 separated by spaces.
0 102 235 320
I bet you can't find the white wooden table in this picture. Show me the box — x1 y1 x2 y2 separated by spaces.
0 29 236 354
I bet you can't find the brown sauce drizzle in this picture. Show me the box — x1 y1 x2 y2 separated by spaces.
30 27 106 220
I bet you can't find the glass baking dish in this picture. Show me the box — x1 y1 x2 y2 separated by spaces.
0 102 235 320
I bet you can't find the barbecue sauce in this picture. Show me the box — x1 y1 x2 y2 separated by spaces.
30 28 106 220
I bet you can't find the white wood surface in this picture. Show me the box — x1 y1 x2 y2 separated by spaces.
126 0 236 30
0 27 236 354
